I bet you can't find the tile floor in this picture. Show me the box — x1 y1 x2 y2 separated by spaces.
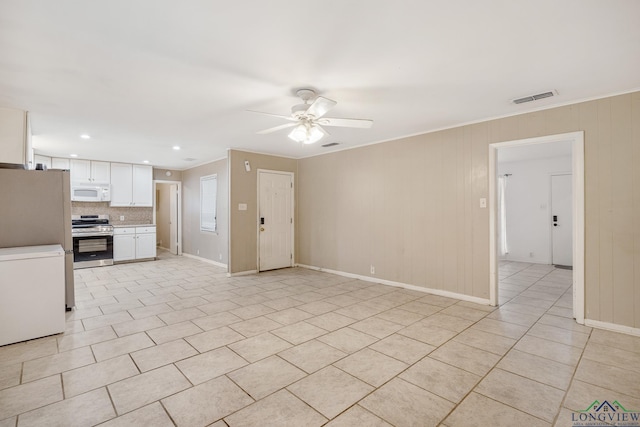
1 254 640 426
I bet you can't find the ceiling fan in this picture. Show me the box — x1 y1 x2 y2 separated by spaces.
250 89 373 145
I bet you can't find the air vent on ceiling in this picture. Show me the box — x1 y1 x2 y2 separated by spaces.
183 158 197 161
321 142 340 148
513 90 557 105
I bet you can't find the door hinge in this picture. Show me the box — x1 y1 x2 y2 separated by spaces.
290 253 293 259
290 182 293 188
290 218 293 224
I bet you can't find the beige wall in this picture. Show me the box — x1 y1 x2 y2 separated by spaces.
156 183 171 248
153 168 182 181
229 150 297 273
182 158 228 264
297 91 640 329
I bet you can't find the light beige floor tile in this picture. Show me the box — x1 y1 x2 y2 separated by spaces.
453 328 516 356
145 321 203 345
278 340 347 374
444 392 550 427
589 328 640 354
360 377 453 427
127 303 173 320
271 321 327 345
264 308 313 325
475 369 564 422
583 341 640 374
417 294 459 308
325 405 391 427
369 333 435 364
374 308 425 326
100 300 145 315
334 303 383 320
296 301 340 315
22 347 95 383
91 332 155 362
439 305 489 322
191 311 242 331
82 312 134 330
158 307 207 325
514 335 582 366
397 301 443 316
98 402 174 427
470 318 529 339
287 365 373 419
176 347 248 385
486 309 540 327
108 364 191 415
57 326 117 352
262 297 304 311
224 389 326 427
228 333 292 363
419 313 475 333
197 300 242 315
527 323 590 348
430 341 500 376
130 339 197 372
334 348 407 387
349 317 403 339
574 358 640 398
563 379 640 412
228 316 283 337
536 314 592 334
162 375 253 427
316 327 378 353
0 417 16 427
62 354 139 397
17 387 115 427
230 304 275 320
397 323 457 346
185 326 246 352
65 307 103 322
111 316 166 337
305 312 355 331
399 357 481 403
0 376 62 419
546 306 573 318
228 355 306 400
0 363 21 390
0 338 59 369
499 302 547 317
498 349 575 390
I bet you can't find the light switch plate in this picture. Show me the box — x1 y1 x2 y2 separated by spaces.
238 203 247 211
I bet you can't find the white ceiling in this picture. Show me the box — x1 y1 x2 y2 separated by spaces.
1 1 639 170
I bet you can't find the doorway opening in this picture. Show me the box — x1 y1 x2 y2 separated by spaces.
154 180 182 255
257 170 294 272
489 131 584 324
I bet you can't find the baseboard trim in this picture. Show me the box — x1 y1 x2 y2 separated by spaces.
182 253 227 269
296 264 491 306
227 270 258 277
584 319 640 337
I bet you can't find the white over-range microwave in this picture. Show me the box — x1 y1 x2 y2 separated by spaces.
71 184 111 202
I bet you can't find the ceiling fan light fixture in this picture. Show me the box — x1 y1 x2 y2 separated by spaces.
288 123 324 145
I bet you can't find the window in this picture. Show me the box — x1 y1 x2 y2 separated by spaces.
200 174 217 232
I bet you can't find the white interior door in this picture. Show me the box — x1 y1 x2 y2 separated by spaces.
169 184 178 254
551 174 573 266
258 171 293 271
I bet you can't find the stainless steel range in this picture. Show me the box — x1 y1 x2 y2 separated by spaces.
71 215 114 269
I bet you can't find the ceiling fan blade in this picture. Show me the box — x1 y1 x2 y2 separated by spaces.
305 96 337 119
247 110 297 121
317 117 373 128
256 122 298 135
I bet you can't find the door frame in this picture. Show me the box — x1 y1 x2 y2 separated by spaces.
256 169 295 272
488 131 584 324
153 180 183 256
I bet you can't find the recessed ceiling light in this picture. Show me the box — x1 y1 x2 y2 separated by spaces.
70 154 78 157
143 160 149 164
172 146 181 150
80 134 90 139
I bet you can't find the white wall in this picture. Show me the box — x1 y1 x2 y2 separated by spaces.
498 155 571 264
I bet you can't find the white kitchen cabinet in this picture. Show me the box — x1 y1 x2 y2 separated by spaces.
51 157 70 169
0 107 31 167
113 226 156 262
110 163 152 207
71 159 110 183
34 154 52 169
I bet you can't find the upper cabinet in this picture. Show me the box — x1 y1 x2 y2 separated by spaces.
0 107 31 167
70 159 110 183
51 158 70 169
110 163 152 207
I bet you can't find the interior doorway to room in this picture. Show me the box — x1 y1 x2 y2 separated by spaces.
489 132 585 323
257 170 294 272
154 181 182 255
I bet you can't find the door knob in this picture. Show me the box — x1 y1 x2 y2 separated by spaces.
260 227 265 232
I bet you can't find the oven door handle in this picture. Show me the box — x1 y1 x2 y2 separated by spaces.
73 232 114 237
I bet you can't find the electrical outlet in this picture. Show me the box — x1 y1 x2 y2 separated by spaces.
370 265 375 275
120 215 125 221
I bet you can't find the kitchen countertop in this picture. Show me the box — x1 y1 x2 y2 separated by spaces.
112 224 155 228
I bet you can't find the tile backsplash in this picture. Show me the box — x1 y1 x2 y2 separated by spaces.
72 202 153 225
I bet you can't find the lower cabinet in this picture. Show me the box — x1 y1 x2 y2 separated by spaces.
114 226 156 262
